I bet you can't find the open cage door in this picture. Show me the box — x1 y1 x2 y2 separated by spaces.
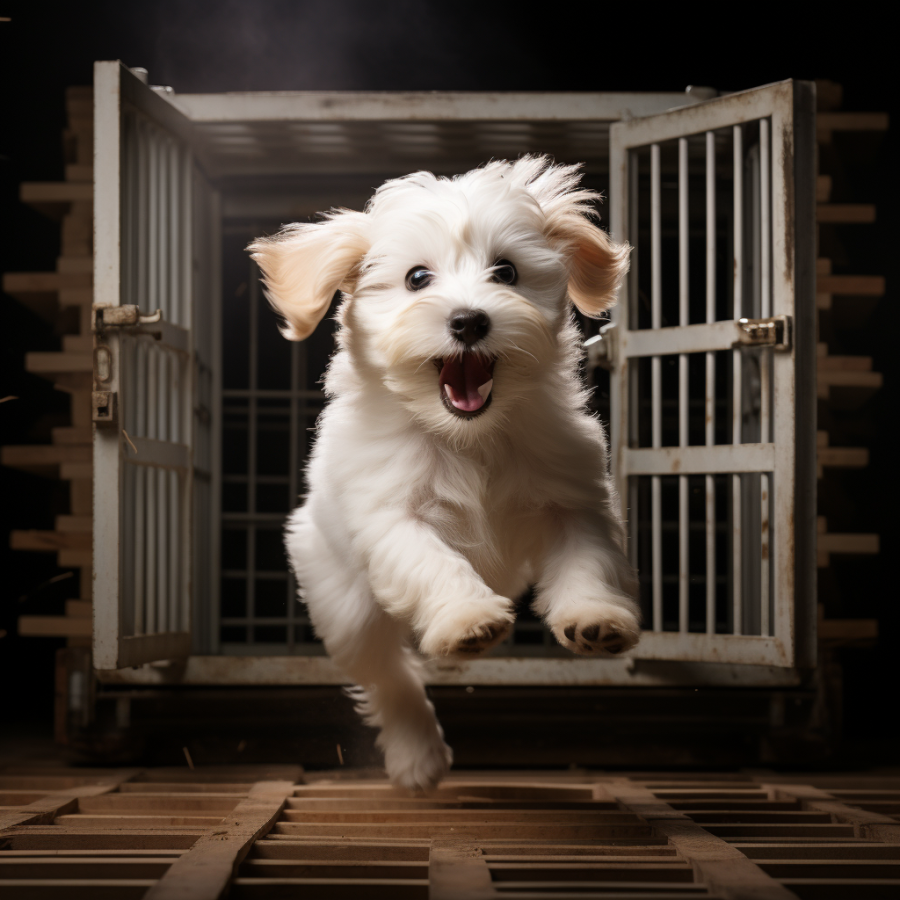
608 80 817 669
93 62 220 669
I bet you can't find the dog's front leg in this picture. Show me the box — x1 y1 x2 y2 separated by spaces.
533 507 641 656
364 511 514 657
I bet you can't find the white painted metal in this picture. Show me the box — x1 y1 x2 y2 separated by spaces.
93 62 197 669
609 81 816 668
678 137 689 635
650 143 663 632
732 124 743 635
759 117 772 636
98 653 807 688
705 129 717 638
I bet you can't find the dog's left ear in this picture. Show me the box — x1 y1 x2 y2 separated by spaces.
521 159 630 317
247 210 369 340
551 211 631 317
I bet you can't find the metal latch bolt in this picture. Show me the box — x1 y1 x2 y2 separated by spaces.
95 305 163 330
584 322 617 370
735 315 791 351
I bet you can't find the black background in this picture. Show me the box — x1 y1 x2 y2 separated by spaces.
1 2 896 758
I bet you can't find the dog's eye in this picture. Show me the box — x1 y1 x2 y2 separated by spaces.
405 266 434 291
491 259 517 286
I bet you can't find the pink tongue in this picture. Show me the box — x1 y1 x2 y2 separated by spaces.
440 354 492 412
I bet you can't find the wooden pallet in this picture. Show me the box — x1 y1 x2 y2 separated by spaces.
3 85 95 651
1 766 898 898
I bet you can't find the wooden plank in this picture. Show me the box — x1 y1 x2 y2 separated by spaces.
608 783 800 900
3 831 204 851
816 176 831 203
18 616 93 639
1 444 91 476
55 814 228 827
736 843 900 860
142 778 299 900
817 275 885 296
0 880 152 899
11 530 92 552
240 858 428 878
271 821 653 840
769 785 900 843
818 356 872 371
3 271 92 297
51 427 92 445
818 112 890 134
0 857 174 878
230 878 428 898
65 164 94 182
56 516 93 534
429 840 494 900
24 352 93 375
818 619 878 641
817 204 876 224
0 771 141 830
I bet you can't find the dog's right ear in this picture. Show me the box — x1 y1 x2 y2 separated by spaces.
247 211 369 341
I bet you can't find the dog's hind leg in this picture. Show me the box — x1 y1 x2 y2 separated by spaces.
286 508 452 791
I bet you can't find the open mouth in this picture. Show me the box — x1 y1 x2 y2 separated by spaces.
436 352 495 418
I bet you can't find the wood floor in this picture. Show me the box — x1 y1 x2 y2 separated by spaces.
1 764 898 898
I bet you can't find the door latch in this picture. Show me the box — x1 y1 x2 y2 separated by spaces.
734 315 791 351
95 305 164 330
92 390 117 426
584 322 617 370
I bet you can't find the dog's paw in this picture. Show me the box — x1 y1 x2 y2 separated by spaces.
418 597 514 658
549 599 640 656
382 726 453 792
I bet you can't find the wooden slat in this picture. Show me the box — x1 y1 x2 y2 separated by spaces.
429 840 494 900
142 778 300 900
18 616 93 638
817 204 876 224
608 783 799 900
0 771 142 831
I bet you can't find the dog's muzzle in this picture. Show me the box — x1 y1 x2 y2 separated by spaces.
436 309 495 418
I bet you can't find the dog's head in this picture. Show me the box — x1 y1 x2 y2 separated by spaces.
248 156 629 440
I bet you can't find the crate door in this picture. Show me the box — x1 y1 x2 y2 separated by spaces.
93 62 214 669
609 80 817 668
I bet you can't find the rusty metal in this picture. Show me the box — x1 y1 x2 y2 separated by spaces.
95 304 163 328
735 314 791 350
92 390 117 426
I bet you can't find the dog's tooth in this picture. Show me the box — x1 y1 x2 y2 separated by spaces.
443 384 453 400
477 379 493 401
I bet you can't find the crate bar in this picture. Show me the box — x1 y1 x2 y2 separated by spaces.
288 338 300 651
627 156 639 570
705 130 716 636
759 117 772 636
678 137 689 634
181 147 195 635
625 444 775 476
650 142 663 632
247 263 259 641
621 319 751 357
732 124 743 636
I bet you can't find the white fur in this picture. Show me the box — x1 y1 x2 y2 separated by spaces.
248 156 640 791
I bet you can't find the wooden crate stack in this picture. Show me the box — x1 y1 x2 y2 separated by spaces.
813 81 886 649
2 86 95 654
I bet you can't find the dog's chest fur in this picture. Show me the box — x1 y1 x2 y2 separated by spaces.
411 445 549 596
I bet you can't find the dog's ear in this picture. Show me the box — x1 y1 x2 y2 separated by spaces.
247 211 369 340
519 158 630 317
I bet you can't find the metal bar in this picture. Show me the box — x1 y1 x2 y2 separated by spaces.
705 130 716 636
626 150 639 567
625 444 775 475
174 91 702 123
732 124 743 636
181 149 195 638
134 342 146 635
759 116 772 637
169 140 180 327
247 259 259 640
678 137 689 634
146 346 158 635
650 143 662 633
209 187 223 652
288 340 299 652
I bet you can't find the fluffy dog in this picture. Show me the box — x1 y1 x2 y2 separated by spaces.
248 156 640 790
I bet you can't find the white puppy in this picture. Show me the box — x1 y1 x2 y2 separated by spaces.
248 156 640 790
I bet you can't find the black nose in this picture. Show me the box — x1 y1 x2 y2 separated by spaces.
449 309 490 346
